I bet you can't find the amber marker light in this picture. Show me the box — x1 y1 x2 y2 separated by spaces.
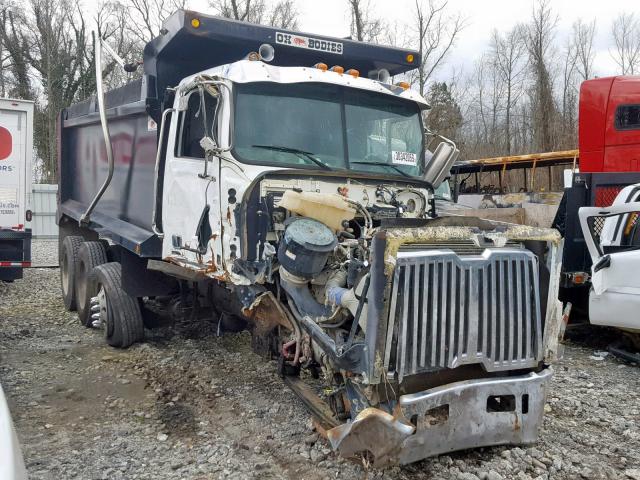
396 81 410 90
191 18 201 28
331 65 345 74
406 53 414 63
572 273 586 285
314 62 328 71
346 69 360 78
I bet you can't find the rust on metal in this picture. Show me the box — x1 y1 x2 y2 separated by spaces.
382 224 562 275
241 291 293 334
226 206 233 226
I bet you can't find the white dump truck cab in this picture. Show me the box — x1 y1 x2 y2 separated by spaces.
58 11 564 466
161 58 436 273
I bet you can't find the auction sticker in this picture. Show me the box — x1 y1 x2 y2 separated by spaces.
391 151 417 166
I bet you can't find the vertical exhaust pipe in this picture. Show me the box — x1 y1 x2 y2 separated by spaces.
80 31 115 226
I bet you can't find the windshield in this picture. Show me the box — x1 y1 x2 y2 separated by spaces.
233 82 424 178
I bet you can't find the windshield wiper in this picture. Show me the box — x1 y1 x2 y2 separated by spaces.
350 160 411 178
251 145 333 170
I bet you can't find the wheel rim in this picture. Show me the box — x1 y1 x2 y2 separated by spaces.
95 286 113 337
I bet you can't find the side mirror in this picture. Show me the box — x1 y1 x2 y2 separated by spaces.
423 140 459 187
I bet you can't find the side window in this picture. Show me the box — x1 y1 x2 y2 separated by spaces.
614 104 640 131
179 91 218 158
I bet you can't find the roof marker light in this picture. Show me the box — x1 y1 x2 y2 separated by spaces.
191 18 201 28
331 65 344 74
314 62 328 71
346 69 360 78
396 81 410 90
406 53 414 63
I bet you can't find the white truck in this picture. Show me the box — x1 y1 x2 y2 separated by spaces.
57 11 565 466
0 98 33 282
579 184 640 354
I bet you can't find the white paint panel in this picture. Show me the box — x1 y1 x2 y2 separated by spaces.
0 109 26 228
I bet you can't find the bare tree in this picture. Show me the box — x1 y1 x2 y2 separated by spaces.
0 0 102 181
124 0 187 44
524 0 558 152
210 0 266 23
210 0 299 27
572 18 596 81
559 36 578 148
611 12 640 75
491 25 527 154
0 2 33 99
268 0 298 29
410 0 465 96
347 0 385 43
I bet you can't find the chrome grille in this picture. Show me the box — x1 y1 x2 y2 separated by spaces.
384 248 543 381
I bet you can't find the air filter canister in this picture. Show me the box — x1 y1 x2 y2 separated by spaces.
277 217 338 279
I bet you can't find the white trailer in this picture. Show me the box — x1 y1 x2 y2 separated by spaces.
0 98 33 281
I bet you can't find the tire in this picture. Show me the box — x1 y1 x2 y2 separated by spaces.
75 242 109 327
93 262 145 348
59 236 84 311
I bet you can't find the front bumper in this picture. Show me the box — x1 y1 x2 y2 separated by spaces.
328 368 552 466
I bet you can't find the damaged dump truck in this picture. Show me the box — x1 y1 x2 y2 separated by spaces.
57 11 564 466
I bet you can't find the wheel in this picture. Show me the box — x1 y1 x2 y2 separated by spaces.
92 262 144 348
59 236 84 311
75 242 109 327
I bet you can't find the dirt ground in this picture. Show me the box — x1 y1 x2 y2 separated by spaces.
1 267 639 480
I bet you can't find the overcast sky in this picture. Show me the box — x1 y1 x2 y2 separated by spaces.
187 0 636 80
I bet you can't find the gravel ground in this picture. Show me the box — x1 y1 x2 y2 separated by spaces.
30 238 58 267
1 268 639 480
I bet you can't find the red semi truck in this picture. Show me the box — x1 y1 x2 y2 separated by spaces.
557 75 640 312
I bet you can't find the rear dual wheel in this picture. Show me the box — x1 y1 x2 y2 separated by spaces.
60 237 143 348
93 263 145 348
60 236 83 311
75 241 109 327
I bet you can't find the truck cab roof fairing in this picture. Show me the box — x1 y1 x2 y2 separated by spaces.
142 10 420 103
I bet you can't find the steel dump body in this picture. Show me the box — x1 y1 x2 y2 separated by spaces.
59 80 160 255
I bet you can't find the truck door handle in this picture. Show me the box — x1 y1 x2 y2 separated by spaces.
593 254 611 273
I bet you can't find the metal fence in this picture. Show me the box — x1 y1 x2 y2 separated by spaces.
31 184 57 238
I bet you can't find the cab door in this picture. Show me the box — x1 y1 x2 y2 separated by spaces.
161 88 223 270
579 191 640 330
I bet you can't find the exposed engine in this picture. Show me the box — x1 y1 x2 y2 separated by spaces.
256 182 430 400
